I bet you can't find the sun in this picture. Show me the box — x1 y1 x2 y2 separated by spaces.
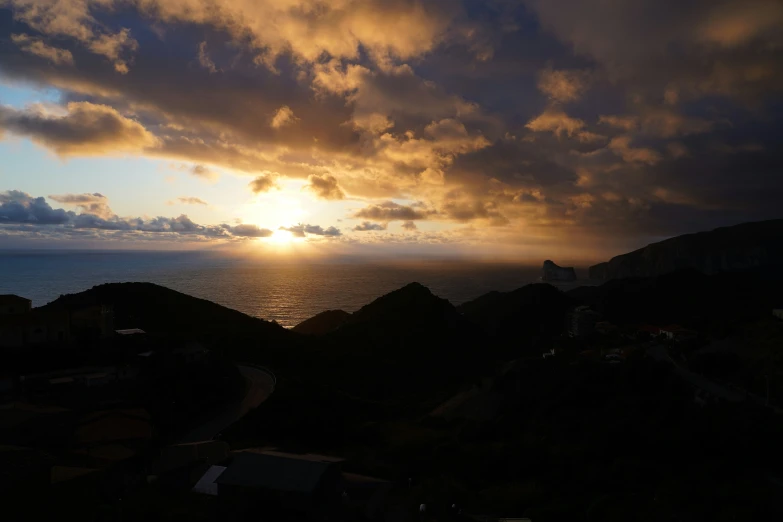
269 229 295 244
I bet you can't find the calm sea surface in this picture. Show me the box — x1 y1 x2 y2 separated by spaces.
0 251 592 327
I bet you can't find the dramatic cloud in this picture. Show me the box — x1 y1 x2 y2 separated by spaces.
189 165 219 182
0 102 157 155
526 109 585 138
353 201 433 221
305 174 345 200
608 136 662 165
537 67 589 103
11 33 73 65
1 190 72 224
0 0 781 253
197 41 218 74
227 224 273 238
281 223 342 237
353 221 386 232
270 106 298 129
248 174 280 193
49 192 112 218
1 191 284 242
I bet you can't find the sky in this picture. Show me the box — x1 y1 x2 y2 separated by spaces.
0 0 782 262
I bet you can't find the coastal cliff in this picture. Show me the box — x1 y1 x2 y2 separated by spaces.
541 260 577 281
589 219 783 280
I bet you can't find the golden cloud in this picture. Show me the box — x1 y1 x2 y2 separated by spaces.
0 102 158 155
608 136 662 165
526 109 585 138
48 192 112 218
305 174 345 200
270 106 298 129
11 33 74 65
248 173 280 193
537 67 590 103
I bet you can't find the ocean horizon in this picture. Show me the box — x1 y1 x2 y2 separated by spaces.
0 250 594 328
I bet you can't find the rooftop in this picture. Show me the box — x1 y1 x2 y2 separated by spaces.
115 328 146 336
216 449 344 493
0 294 31 304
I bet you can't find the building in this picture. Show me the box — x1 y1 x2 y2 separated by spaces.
0 295 32 315
774 309 783 321
20 365 138 395
0 307 71 348
660 325 697 342
636 324 661 338
115 328 146 336
153 441 230 475
595 321 618 335
70 304 114 340
70 408 155 466
215 449 346 519
0 295 114 349
342 473 391 520
567 306 601 338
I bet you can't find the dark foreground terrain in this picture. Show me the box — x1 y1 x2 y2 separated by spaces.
2 262 783 521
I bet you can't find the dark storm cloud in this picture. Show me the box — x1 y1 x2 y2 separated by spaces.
0 190 72 224
0 102 156 155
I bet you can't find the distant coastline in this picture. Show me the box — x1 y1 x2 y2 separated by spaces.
0 250 592 327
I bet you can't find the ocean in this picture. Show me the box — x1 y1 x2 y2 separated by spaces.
0 250 592 328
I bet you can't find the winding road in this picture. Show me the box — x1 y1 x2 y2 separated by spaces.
647 344 746 403
178 365 276 444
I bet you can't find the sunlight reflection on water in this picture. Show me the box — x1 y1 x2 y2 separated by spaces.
0 251 593 327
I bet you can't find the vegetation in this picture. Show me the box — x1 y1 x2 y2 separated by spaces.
7 267 783 520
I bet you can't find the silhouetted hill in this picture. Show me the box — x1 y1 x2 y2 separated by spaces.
459 283 576 340
589 219 783 280
42 282 292 342
292 309 350 335
346 282 461 328
568 267 783 330
298 283 486 403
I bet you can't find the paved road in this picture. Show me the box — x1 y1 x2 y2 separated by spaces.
178 365 276 444
647 345 746 403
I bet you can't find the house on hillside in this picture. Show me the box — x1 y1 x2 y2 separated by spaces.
595 321 618 335
660 325 697 342
153 440 230 475
215 449 346 520
567 306 601 338
0 306 71 348
0 295 114 349
636 324 661 338
0 295 32 315
70 304 114 340
70 408 155 467
116 328 146 336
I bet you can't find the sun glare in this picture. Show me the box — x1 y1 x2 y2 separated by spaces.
270 229 295 244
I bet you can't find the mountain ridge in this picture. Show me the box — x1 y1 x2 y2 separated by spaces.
589 219 783 280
